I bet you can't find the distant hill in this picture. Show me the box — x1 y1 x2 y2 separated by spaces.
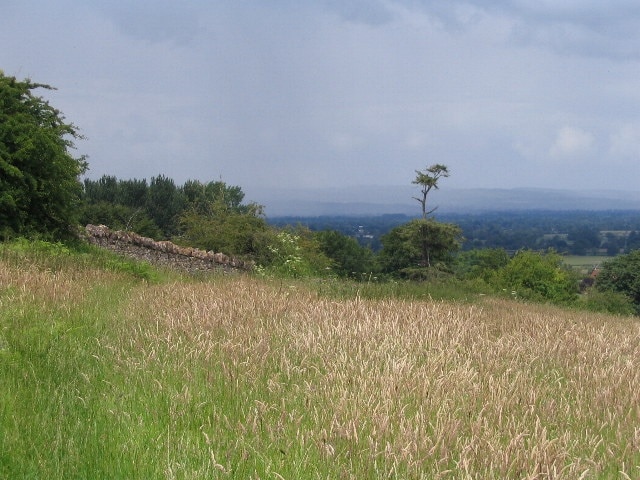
244 186 640 217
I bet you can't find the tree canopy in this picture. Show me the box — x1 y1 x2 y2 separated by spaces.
596 250 640 314
412 164 449 219
378 219 463 278
0 72 87 239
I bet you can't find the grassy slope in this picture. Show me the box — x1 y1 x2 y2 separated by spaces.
1 243 639 479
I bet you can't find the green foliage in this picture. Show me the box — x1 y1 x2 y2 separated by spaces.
312 275 488 303
567 226 601 255
455 248 510 282
493 249 578 304
146 174 185 238
83 175 150 209
378 219 463 278
315 229 377 278
0 73 87 239
3 237 72 260
81 175 265 243
596 250 640 314
181 179 253 215
80 201 162 238
178 198 269 257
579 289 635 316
412 164 449 218
256 229 332 278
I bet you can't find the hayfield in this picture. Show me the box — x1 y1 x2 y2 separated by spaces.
563 255 608 273
1 245 639 478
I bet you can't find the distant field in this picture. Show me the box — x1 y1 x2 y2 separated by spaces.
563 255 610 272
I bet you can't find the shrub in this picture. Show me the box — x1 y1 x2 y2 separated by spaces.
256 230 331 278
579 289 635 316
492 249 578 304
596 250 640 314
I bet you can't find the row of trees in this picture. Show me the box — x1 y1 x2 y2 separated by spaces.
2 72 640 315
81 175 260 239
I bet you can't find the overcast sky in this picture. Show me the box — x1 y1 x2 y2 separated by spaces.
3 0 640 195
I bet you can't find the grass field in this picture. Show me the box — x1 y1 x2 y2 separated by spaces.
1 242 639 478
562 255 609 273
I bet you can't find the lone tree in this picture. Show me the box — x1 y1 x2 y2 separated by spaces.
0 72 87 239
412 164 449 219
380 163 461 274
412 164 455 268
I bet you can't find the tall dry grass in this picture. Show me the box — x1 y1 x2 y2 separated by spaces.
118 276 640 478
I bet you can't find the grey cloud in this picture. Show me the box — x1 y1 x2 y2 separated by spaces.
403 1 640 59
92 0 204 45
321 0 396 25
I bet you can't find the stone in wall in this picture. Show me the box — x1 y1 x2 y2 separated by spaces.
85 224 252 274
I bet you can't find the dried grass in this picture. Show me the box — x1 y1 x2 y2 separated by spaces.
118 276 640 478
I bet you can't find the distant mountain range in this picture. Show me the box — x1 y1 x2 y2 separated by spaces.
244 186 640 217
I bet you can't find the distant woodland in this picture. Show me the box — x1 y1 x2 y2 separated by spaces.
270 210 640 255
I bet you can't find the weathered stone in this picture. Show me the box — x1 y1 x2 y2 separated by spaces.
84 224 252 274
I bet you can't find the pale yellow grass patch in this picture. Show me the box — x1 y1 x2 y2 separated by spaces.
0 262 115 313
122 276 640 478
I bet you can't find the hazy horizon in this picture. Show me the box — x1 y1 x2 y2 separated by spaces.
242 185 640 217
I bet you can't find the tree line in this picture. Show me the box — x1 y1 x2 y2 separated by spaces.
2 71 640 316
272 211 640 256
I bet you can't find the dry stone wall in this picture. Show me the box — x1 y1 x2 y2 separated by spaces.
85 224 252 274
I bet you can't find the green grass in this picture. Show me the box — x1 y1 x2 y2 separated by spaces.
562 255 609 272
309 275 491 304
0 241 338 478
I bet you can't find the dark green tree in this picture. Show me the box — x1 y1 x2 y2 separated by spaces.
118 178 149 208
83 175 119 204
567 226 601 255
0 72 87 239
378 219 462 278
455 248 510 282
180 179 254 216
596 250 640 314
626 231 640 253
81 175 158 235
79 201 162 238
315 229 377 278
147 174 185 238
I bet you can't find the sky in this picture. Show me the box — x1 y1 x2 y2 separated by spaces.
3 0 640 197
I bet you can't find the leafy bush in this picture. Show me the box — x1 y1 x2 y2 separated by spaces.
256 230 331 278
178 205 269 258
315 229 377 279
80 201 162 239
378 219 462 277
492 250 578 304
454 248 510 282
579 289 635 316
596 250 640 314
